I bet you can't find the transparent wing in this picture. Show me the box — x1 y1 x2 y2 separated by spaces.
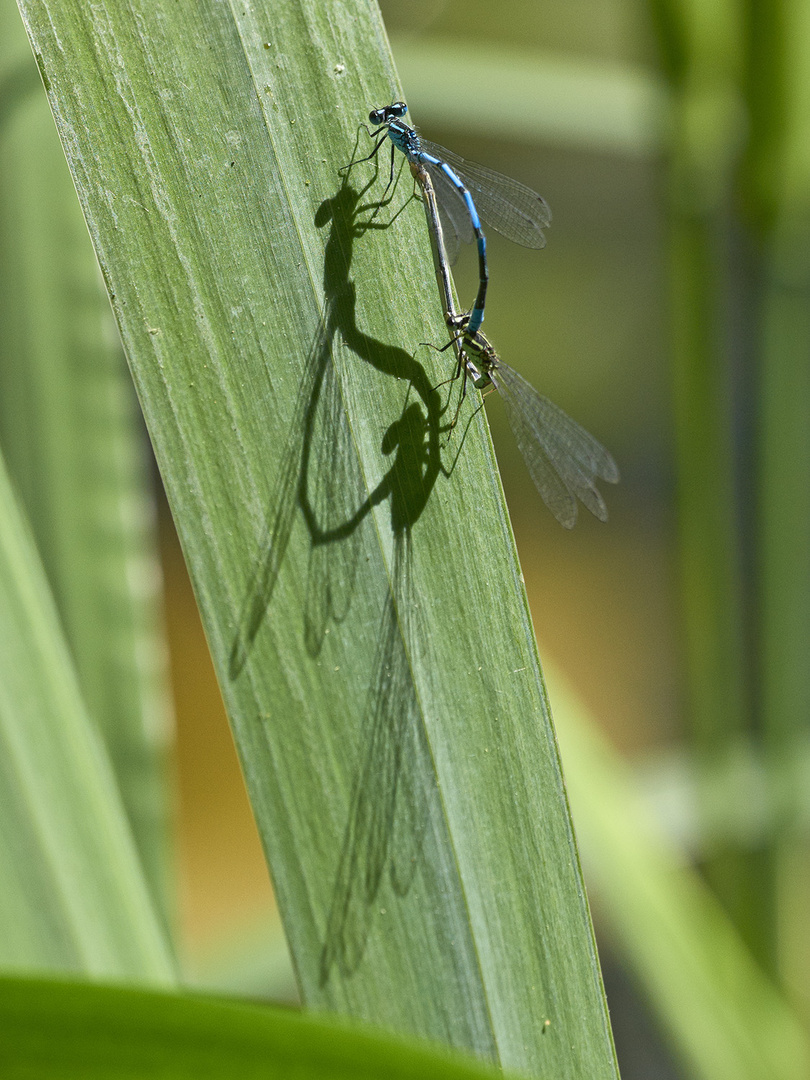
420 139 551 249
490 360 619 528
436 200 461 265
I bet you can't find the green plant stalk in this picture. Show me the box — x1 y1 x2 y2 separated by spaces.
667 184 763 951
0 447 174 980
0 0 174 924
743 0 810 1009
649 0 771 963
14 0 619 1075
757 224 810 1004
669 207 746 753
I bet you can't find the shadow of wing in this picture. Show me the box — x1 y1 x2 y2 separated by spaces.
319 535 430 983
303 339 366 657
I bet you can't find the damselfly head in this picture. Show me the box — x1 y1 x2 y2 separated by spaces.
368 102 408 125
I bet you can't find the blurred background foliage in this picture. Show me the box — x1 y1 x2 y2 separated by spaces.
2 0 809 1075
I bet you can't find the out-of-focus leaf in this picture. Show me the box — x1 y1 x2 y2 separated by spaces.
0 976 525 1080
0 450 173 980
0 0 173 925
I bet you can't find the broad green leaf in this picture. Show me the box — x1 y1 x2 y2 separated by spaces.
0 450 173 980
0 976 523 1080
0 0 173 926
15 0 619 1074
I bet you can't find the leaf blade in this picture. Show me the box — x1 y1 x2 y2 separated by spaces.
0 976 524 1080
15 0 619 1073
0 450 173 979
0 0 174 924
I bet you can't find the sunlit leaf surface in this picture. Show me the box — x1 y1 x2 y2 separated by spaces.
13 0 619 1075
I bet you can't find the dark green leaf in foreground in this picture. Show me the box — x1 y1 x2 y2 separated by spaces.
0 977 522 1080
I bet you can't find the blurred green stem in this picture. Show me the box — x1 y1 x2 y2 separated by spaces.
0 1 173 925
757 217 810 1007
667 105 764 961
650 0 777 965
659 0 810 986
743 0 810 1013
